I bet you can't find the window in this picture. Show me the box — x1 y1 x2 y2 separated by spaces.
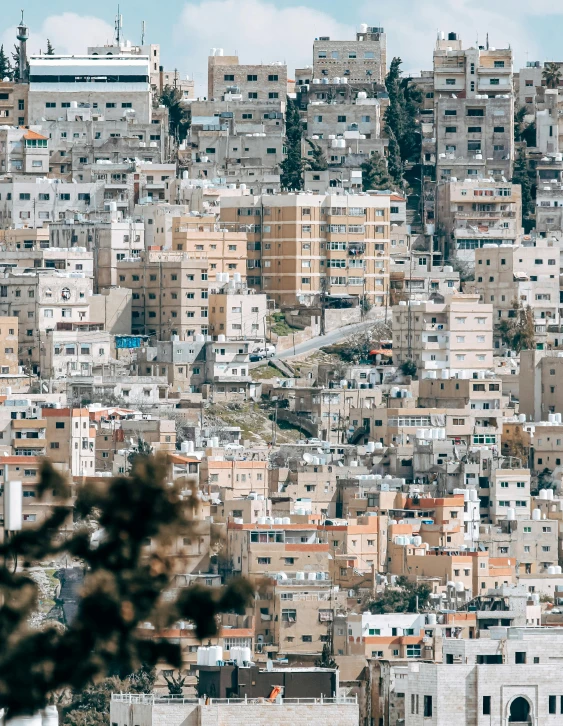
268 74 278 81
445 126 457 133
549 695 556 714
224 74 234 81
407 645 421 658
281 609 296 622
257 557 271 565
338 116 346 123
515 651 526 664
302 635 312 642
483 696 491 715
423 696 432 718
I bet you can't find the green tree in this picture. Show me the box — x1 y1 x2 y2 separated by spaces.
162 670 186 696
46 39 55 56
361 152 393 191
387 130 403 186
63 668 155 726
0 457 253 716
280 97 304 190
384 57 421 166
0 45 12 80
400 359 417 378
315 643 337 669
305 139 328 171
543 62 562 90
498 300 536 353
532 468 556 496
369 577 431 614
160 85 190 144
512 146 534 232
127 436 153 467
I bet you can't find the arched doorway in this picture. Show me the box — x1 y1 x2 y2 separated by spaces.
509 696 531 723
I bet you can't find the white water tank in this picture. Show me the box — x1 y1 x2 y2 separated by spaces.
360 23 368 32
426 613 437 625
41 707 59 726
5 480 22 532
470 489 478 502
506 508 516 521
532 508 541 520
6 716 43 726
547 489 554 500
296 571 306 580
197 646 209 665
548 566 557 574
257 517 267 524
307 572 317 580
282 517 291 524
455 581 465 592
212 437 219 448
209 645 223 664
274 517 283 525
412 536 423 546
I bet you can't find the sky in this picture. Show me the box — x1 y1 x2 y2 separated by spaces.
1 0 562 94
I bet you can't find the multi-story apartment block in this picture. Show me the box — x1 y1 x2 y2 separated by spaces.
516 60 545 113
520 350 563 422
43 407 95 476
49 218 145 291
436 179 522 264
0 316 19 376
208 283 268 341
207 52 287 102
312 26 387 85
220 192 390 307
27 55 152 126
116 250 209 340
0 179 105 229
41 325 112 379
488 468 531 523
392 294 493 376
171 215 247 283
0 80 28 127
187 100 284 193
469 240 559 348
203 339 257 401
432 34 514 184
0 269 92 371
0 127 49 176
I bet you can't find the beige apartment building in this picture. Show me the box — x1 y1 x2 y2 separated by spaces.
432 34 514 184
220 192 390 307
312 26 387 84
171 215 247 283
0 269 93 371
488 469 531 523
208 52 287 101
44 407 95 476
436 179 522 264
208 286 268 341
200 459 269 498
0 317 19 375
520 350 563 422
392 294 494 376
0 81 28 127
116 250 210 340
469 240 559 349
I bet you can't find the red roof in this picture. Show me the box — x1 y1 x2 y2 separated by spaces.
23 129 48 141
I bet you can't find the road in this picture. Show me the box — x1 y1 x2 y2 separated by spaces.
261 315 387 364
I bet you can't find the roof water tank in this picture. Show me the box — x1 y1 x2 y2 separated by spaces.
412 536 423 546
41 707 59 726
426 613 437 625
257 517 267 524
455 581 465 592
282 517 291 524
296 571 306 580
307 572 317 580
360 23 368 32
548 566 557 575
506 508 516 521
532 508 541 520
5 480 22 532
539 490 548 500
274 517 283 525
197 646 209 665
357 91 368 100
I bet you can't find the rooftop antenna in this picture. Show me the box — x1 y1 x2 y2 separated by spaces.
486 33 489 51
16 9 29 83
115 5 123 46
141 20 145 46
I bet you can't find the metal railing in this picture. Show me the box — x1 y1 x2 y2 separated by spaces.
111 693 357 706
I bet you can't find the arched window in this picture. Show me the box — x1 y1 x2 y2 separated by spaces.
509 696 531 723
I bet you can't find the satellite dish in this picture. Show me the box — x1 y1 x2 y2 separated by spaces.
303 453 314 464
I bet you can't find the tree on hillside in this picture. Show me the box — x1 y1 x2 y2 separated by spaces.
387 130 403 186
160 85 190 144
498 300 536 353
305 139 328 171
543 62 562 90
280 97 304 190
0 45 12 80
361 152 394 191
0 456 253 717
512 146 534 232
384 57 422 166
369 577 431 614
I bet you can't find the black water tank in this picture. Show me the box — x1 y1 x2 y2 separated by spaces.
448 32 457 41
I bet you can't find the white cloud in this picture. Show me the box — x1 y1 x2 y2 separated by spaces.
1 13 114 57
369 0 555 75
176 0 354 94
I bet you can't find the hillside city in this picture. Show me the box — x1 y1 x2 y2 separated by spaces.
1 9 563 726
